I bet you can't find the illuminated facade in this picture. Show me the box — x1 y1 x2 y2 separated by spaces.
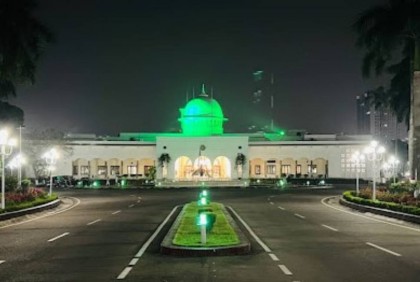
52 85 373 186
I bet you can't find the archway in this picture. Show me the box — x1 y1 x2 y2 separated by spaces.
192 156 212 179
174 156 193 180
213 156 231 179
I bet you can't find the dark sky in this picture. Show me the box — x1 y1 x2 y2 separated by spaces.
13 0 385 136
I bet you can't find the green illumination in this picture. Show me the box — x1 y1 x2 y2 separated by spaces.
197 213 208 226
199 197 208 206
121 179 127 187
93 180 99 188
178 85 228 136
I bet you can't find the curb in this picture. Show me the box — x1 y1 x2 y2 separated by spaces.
339 197 420 224
0 199 62 221
160 204 251 256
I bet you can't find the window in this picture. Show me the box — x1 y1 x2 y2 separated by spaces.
110 166 120 176
296 165 301 174
72 165 78 175
267 164 276 175
281 165 291 174
144 165 152 177
255 165 261 175
128 165 137 175
97 166 107 176
81 166 89 176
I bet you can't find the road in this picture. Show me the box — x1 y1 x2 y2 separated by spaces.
0 186 420 282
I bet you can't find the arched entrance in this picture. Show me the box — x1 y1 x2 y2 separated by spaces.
213 156 231 180
192 156 212 179
174 156 192 180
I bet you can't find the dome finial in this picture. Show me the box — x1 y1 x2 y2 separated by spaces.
200 83 208 97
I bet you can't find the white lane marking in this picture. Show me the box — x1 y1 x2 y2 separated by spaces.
270 202 274 205
112 210 121 215
0 197 81 230
322 224 338 232
366 242 402 257
116 206 179 280
228 207 272 253
137 200 141 203
129 258 139 266
0 260 5 264
117 266 132 280
48 232 70 242
279 265 293 275
321 196 420 233
278 206 285 210
268 253 279 261
129 204 135 208
134 206 179 258
130 195 135 197
294 213 306 219
87 219 101 226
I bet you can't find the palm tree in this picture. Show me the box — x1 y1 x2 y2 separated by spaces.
0 0 53 106
158 153 171 179
235 153 246 179
354 0 420 178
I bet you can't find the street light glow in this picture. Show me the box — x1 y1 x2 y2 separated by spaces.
1 128 16 209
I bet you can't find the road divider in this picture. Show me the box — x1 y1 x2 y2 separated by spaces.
269 253 279 261
279 265 293 275
321 224 338 232
48 232 70 242
366 242 401 257
294 213 305 219
116 206 179 280
228 207 272 253
87 219 101 226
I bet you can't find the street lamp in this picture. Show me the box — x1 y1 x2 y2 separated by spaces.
7 154 25 176
0 129 17 209
351 151 365 194
386 155 400 184
17 125 25 189
43 148 58 196
364 140 385 201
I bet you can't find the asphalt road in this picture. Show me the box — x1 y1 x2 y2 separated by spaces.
1 186 420 282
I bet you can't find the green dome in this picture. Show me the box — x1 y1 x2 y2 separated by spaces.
178 86 228 136
183 96 224 118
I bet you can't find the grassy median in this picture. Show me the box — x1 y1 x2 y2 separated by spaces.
173 201 240 247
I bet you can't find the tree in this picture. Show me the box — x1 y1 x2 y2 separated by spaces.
0 0 53 123
0 101 24 126
24 129 72 179
354 0 420 178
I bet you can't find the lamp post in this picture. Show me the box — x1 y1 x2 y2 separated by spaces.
387 155 400 184
351 151 365 195
7 154 25 177
43 148 58 196
364 140 385 201
0 129 16 209
17 125 24 189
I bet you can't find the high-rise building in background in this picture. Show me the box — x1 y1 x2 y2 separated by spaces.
356 92 407 142
249 69 275 132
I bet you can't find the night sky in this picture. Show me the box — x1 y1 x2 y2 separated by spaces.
12 0 385 136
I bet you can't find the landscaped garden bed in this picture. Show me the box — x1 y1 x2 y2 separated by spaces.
173 201 240 247
0 188 58 214
343 183 420 216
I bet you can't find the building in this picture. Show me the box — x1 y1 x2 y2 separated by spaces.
46 85 374 187
249 70 276 132
356 93 407 142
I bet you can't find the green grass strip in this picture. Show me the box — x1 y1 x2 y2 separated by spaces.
173 201 240 247
0 194 58 214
